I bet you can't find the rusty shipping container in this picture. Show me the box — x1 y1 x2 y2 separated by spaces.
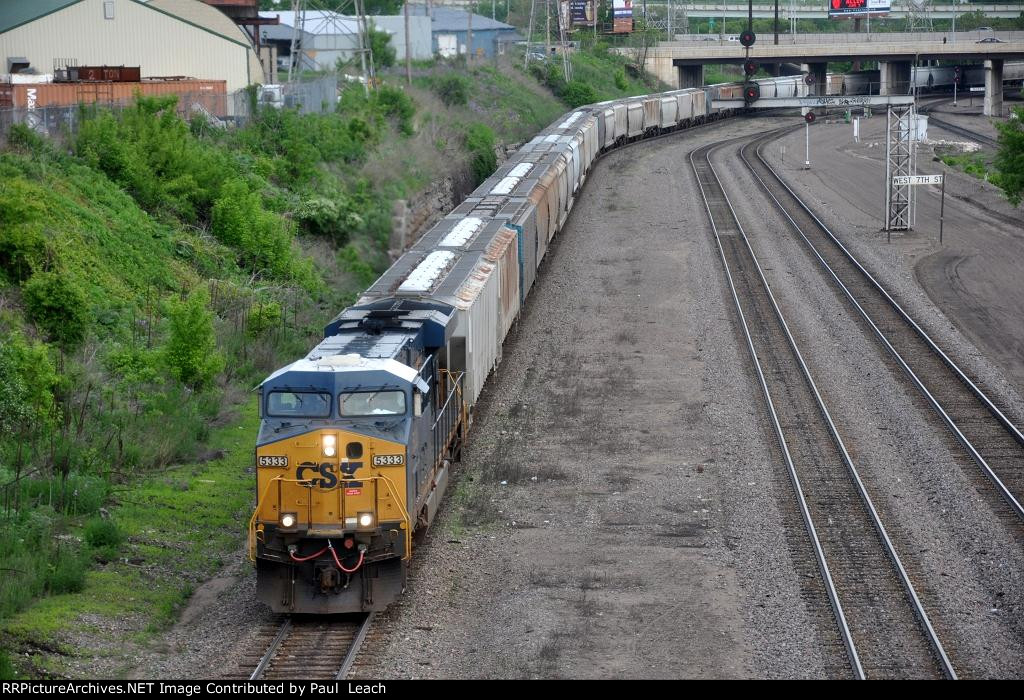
10 79 228 116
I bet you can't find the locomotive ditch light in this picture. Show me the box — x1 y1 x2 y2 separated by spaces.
322 433 337 457
280 513 297 528
358 512 375 529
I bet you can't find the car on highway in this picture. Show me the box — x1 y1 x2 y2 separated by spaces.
976 37 1005 43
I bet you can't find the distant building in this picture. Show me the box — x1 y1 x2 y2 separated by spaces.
258 10 433 72
0 0 264 92
404 5 522 59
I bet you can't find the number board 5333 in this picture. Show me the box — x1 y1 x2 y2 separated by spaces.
258 455 289 467
372 454 405 467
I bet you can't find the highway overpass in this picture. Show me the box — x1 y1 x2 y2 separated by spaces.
636 34 1024 114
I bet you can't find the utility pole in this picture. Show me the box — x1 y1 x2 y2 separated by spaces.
468 8 473 63
526 0 536 69
774 0 778 45
546 0 551 62
355 0 370 95
404 0 411 85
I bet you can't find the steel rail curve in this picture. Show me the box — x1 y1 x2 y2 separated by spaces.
692 134 956 679
745 131 1024 523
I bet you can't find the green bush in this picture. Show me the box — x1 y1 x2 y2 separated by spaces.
374 86 416 136
369 25 396 70
163 288 223 390
0 178 48 282
44 547 87 594
464 123 497 185
433 74 470 106
75 96 225 222
0 332 59 446
614 69 629 91
247 301 282 338
561 80 598 108
22 271 90 350
84 518 123 549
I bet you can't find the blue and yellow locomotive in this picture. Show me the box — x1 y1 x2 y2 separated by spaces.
249 299 465 613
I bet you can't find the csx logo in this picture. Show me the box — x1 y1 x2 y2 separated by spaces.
296 461 362 489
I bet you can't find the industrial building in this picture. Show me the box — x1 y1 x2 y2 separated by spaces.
405 5 522 59
258 10 433 72
0 0 265 93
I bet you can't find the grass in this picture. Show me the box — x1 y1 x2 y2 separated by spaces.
938 153 1002 185
2 400 258 676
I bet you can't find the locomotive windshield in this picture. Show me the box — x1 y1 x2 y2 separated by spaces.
339 390 407 417
266 391 332 418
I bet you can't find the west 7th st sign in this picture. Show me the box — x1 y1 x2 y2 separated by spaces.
892 174 944 186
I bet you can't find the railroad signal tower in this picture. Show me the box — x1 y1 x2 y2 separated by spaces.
885 103 916 232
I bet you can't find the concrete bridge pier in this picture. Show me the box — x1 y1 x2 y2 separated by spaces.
678 64 704 89
985 59 1004 116
879 60 912 95
803 62 827 95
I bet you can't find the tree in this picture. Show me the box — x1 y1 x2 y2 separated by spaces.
163 289 224 390
994 107 1024 207
369 24 396 70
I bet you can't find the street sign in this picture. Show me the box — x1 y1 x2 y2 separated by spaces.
892 174 943 186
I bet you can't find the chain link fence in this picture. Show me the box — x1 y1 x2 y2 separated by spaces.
0 75 340 145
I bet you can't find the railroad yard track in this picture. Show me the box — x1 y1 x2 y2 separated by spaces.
918 99 1000 149
741 131 1024 527
691 138 956 679
238 613 374 680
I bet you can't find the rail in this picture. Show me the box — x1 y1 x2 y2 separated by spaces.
747 129 1024 522
692 134 956 678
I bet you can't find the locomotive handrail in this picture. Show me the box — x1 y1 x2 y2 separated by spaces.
248 474 413 561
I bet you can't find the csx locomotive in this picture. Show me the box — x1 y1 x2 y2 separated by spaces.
249 75 831 613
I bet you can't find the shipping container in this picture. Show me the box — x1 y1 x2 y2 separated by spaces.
9 79 228 116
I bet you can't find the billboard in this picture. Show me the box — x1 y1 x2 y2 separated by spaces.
569 0 596 27
612 0 633 33
827 0 890 17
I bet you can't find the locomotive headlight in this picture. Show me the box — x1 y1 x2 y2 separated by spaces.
280 513 297 528
322 434 337 457
358 512 375 528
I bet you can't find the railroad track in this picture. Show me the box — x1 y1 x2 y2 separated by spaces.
691 136 956 679
741 131 1024 527
919 98 1000 149
244 613 374 680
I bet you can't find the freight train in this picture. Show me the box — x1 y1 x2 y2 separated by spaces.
245 65 927 613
